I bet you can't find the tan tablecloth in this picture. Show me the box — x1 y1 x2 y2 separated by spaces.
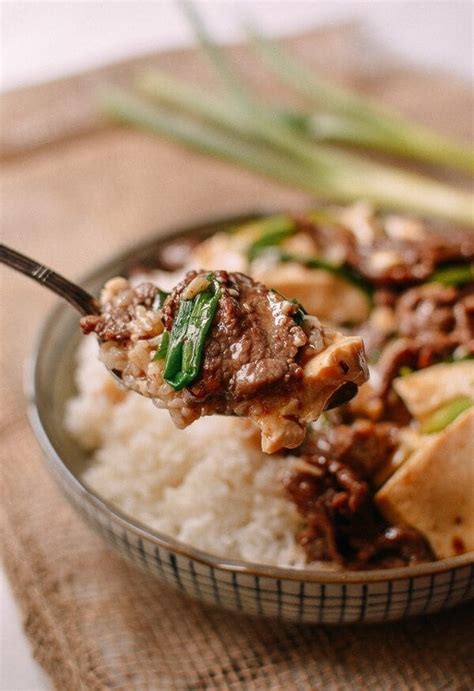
1 25 473 689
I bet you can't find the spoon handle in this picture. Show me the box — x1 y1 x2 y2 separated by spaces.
0 244 99 315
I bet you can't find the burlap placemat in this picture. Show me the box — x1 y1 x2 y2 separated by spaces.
1 25 473 690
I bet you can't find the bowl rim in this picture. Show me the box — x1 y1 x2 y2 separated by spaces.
26 210 474 585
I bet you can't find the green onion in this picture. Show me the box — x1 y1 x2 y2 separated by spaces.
162 274 221 390
304 209 344 226
421 397 473 434
429 263 474 286
153 330 170 360
248 30 474 174
100 88 328 194
453 353 474 362
181 3 474 174
153 289 169 311
261 247 372 302
247 216 295 261
162 295 195 385
179 0 249 104
305 257 372 296
399 366 413 378
160 3 474 220
136 70 261 145
290 298 307 325
274 250 372 296
124 77 474 226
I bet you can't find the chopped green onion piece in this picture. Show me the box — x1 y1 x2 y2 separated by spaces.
162 274 221 390
453 353 474 362
421 397 473 434
153 289 169 311
275 250 372 297
399 366 413 377
180 281 221 385
290 298 307 325
153 330 170 360
304 209 342 226
162 296 194 385
306 257 372 297
429 263 474 286
247 216 295 261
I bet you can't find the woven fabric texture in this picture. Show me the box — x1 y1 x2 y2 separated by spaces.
1 26 473 690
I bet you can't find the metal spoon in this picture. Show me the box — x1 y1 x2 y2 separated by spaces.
1 243 99 315
0 243 129 388
0 243 357 410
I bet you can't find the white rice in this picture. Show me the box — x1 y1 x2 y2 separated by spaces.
65 336 307 567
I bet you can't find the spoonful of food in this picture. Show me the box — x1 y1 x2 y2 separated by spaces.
1 244 368 453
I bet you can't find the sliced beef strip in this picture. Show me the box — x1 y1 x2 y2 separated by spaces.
350 526 435 569
284 424 433 568
162 270 309 403
290 213 474 288
328 420 400 478
349 282 474 409
284 455 369 564
375 284 474 396
397 283 474 347
300 421 400 481
80 282 158 342
349 232 474 286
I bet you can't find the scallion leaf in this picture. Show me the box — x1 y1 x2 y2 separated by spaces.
290 298 307 325
421 397 473 434
247 216 295 261
153 330 170 360
274 250 372 297
162 274 221 390
153 289 169 311
429 263 474 286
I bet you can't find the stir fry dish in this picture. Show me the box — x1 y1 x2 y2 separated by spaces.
80 270 368 453
74 204 474 569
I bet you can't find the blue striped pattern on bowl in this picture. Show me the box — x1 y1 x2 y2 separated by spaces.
72 481 474 623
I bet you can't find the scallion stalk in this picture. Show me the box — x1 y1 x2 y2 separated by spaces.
249 30 474 174
101 86 474 225
179 0 249 104
181 1 474 173
129 76 474 225
100 87 323 189
154 330 170 360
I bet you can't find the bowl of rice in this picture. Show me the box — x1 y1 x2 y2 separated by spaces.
27 212 474 624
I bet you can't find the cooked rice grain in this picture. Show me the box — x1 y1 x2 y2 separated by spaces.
65 337 307 567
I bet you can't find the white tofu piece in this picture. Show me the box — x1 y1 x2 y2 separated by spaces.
393 361 474 421
257 334 368 454
376 409 474 559
253 262 370 325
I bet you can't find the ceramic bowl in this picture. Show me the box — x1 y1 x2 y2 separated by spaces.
27 212 474 624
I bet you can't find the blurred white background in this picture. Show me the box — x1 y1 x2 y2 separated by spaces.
1 1 472 689
1 0 473 93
